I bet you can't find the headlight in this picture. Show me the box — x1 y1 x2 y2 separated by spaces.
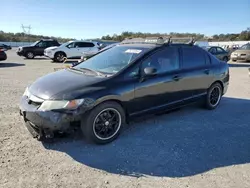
23 87 30 97
39 99 84 111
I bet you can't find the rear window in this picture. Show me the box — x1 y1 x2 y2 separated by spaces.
181 46 206 69
209 53 220 64
240 44 250 50
76 42 95 48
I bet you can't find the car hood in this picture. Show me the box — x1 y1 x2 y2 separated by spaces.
28 69 106 100
232 49 250 54
45 46 59 51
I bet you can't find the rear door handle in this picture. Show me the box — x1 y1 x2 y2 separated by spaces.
172 75 182 81
204 69 210 75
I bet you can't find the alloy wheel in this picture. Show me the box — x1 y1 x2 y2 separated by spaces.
56 53 65 62
209 86 221 107
27 52 34 59
93 108 121 140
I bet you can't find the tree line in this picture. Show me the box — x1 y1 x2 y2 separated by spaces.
0 28 249 43
101 28 250 42
0 31 74 43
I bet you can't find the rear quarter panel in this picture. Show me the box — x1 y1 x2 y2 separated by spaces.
211 59 229 93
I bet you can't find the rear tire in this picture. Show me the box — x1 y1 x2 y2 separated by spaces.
26 52 35 59
204 83 223 110
81 102 126 144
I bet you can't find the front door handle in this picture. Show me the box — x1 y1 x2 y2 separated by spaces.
204 69 210 75
172 75 181 81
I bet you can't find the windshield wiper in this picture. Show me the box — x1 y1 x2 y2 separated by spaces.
69 67 84 73
79 67 106 77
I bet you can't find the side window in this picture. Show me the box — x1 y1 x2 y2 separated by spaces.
77 42 95 48
216 47 224 53
141 47 179 74
210 53 220 64
182 46 206 69
209 47 216 54
205 53 211 65
48 41 58 47
37 41 47 48
67 42 75 48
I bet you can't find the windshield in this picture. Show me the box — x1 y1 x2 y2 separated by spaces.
240 44 250 50
31 41 39 46
75 45 151 74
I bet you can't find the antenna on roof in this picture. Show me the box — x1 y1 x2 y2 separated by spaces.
164 36 172 45
188 37 196 45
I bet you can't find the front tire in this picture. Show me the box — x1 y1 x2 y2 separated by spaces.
81 102 126 144
204 83 223 110
54 52 66 62
26 52 35 59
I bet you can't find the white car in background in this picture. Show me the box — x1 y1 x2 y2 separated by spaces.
44 40 101 62
78 42 119 63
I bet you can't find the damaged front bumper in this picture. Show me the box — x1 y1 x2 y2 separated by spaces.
19 96 85 139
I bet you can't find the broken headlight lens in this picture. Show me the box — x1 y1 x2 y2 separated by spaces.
39 99 84 111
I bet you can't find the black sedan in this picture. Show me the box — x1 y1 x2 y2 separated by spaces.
19 37 229 144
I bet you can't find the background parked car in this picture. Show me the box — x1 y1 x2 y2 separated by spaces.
0 49 7 61
16 39 60 59
78 42 119 63
0 43 12 51
230 43 250 62
203 46 230 62
44 40 101 62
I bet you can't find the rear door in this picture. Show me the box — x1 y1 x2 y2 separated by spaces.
180 46 214 100
75 42 96 57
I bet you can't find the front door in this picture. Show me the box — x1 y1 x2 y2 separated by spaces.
66 42 79 58
131 46 184 115
35 41 47 56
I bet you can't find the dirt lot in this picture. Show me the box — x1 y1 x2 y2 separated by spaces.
0 49 250 188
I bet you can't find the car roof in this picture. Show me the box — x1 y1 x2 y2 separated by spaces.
41 39 57 41
118 43 158 48
118 43 197 49
72 40 98 43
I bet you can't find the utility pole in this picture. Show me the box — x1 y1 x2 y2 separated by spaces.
21 24 32 42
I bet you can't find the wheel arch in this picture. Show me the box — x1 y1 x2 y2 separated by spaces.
210 80 224 93
54 51 67 58
94 98 129 123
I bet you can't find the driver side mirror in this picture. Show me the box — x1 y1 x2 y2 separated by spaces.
143 67 157 77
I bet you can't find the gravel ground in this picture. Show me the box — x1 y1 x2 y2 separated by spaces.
0 49 250 188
